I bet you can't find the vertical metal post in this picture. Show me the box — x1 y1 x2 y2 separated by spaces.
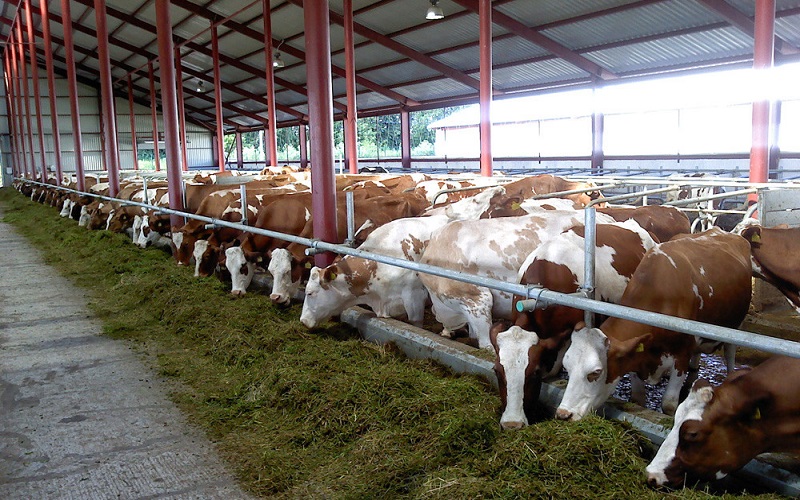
39 0 64 185
343 0 358 174
346 190 355 245
749 0 775 203
155 0 187 230
12 31 30 179
94 0 121 196
304 0 338 268
175 48 189 172
299 123 308 169
148 62 161 172
478 0 493 177
769 100 781 177
17 21 37 181
400 109 411 170
235 131 243 169
211 24 225 172
4 53 22 179
591 99 604 175
583 206 596 328
127 76 139 170
6 40 25 179
24 0 48 182
239 183 248 226
61 0 86 191
262 0 278 167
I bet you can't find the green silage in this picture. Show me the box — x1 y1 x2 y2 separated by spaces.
0 187 776 499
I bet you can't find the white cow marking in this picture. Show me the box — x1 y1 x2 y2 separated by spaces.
496 326 540 429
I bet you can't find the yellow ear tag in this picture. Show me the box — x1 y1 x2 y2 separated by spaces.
329 273 337 280
753 408 761 420
636 343 644 353
511 202 521 211
256 256 263 263
750 233 761 243
305 262 312 269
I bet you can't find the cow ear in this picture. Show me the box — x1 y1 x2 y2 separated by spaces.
733 390 772 423
743 226 763 247
323 265 338 282
613 333 652 359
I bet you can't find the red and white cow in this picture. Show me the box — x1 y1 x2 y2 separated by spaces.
597 205 691 243
555 228 752 421
646 355 800 488
299 215 451 328
418 211 616 349
739 223 800 314
491 220 657 429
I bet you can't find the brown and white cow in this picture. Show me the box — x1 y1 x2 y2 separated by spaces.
491 220 657 429
299 215 451 328
418 211 616 349
597 205 691 243
646 355 800 488
555 228 752 421
739 224 800 314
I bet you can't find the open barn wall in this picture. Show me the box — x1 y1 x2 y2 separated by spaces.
5 59 213 176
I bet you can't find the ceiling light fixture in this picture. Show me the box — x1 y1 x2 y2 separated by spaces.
272 52 285 68
196 80 204 92
426 0 444 20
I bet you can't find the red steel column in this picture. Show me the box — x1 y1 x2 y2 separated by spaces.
61 0 86 190
262 0 278 167
175 48 189 171
17 22 37 181
127 76 139 170
235 131 243 169
749 0 775 202
155 0 186 229
8 35 28 179
148 62 161 171
343 0 358 174
299 123 308 169
4 54 22 178
304 0 337 267
211 24 225 171
39 0 64 185
24 0 48 183
12 30 31 179
94 0 121 196
478 0 493 177
400 109 411 170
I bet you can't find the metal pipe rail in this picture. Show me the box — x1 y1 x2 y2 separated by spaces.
18 178 800 361
663 188 758 207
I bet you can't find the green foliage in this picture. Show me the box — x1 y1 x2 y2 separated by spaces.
0 187 779 500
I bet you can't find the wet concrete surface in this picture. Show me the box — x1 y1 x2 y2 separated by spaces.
0 209 252 499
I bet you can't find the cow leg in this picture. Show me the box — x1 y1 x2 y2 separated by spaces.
401 285 428 328
660 367 688 416
429 295 468 338
462 288 495 349
629 374 646 407
722 343 736 374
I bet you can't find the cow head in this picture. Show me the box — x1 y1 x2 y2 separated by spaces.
78 204 93 227
225 246 258 296
300 265 352 328
491 322 572 429
268 247 308 305
557 324 651 421
646 379 715 488
59 198 72 217
171 227 193 265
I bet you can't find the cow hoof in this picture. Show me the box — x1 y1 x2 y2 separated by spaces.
440 329 454 339
500 421 525 430
231 290 246 297
555 408 574 421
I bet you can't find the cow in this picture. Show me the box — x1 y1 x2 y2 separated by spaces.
417 211 616 349
491 221 658 429
226 191 430 298
299 215 451 328
555 228 752 421
739 224 800 314
646 356 800 488
597 205 691 243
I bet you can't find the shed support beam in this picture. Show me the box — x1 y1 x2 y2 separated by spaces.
299 123 308 170
155 0 186 229
697 0 799 55
94 0 121 196
127 76 138 170
479 0 493 177
304 0 337 268
592 109 604 175
175 48 189 172
4 53 22 179
24 0 48 183
9 31 29 179
211 25 226 172
262 0 279 167
400 109 410 170
60 0 86 190
17 22 37 181
39 0 64 185
749 0 775 202
235 131 243 169
343 0 358 174
148 62 161 172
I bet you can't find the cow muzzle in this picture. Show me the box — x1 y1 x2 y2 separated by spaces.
269 293 291 306
555 408 575 421
499 420 526 430
231 289 246 297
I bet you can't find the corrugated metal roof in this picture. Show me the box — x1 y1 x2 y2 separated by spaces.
1 0 798 132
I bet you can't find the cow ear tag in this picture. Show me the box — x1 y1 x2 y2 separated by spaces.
636 343 645 353
256 256 263 263
750 233 761 243
753 408 762 420
511 202 521 211
305 262 312 269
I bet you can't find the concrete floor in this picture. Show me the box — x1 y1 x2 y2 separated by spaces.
0 210 252 498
